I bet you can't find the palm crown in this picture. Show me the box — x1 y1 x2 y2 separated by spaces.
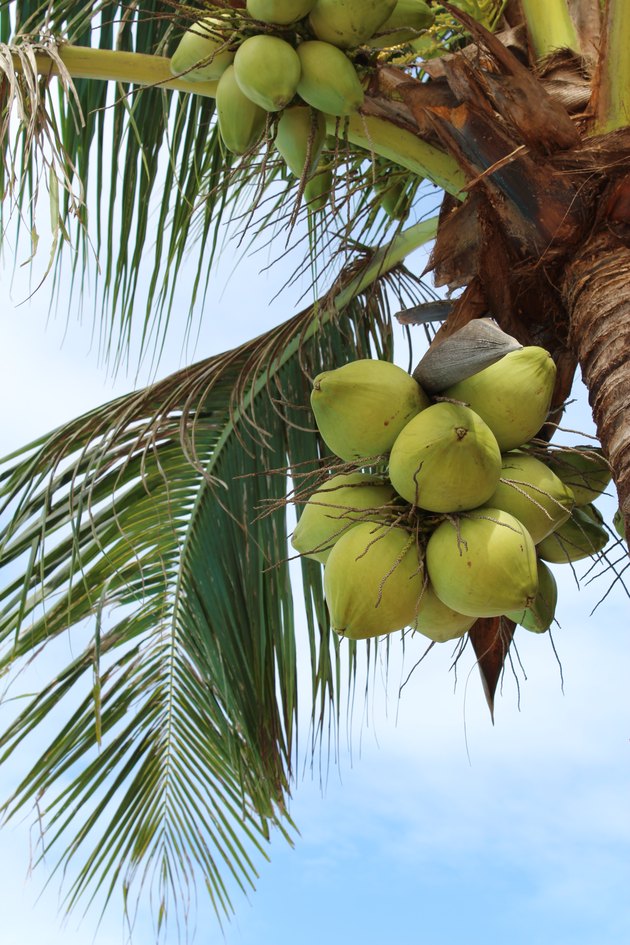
1 0 629 933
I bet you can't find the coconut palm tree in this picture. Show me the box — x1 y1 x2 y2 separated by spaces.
0 0 628 932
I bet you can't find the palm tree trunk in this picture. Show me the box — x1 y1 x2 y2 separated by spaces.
562 228 630 538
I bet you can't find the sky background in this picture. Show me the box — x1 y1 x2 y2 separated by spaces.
0 184 629 945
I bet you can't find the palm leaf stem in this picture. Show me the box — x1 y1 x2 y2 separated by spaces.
204 215 439 483
14 45 465 196
594 0 630 133
520 0 581 57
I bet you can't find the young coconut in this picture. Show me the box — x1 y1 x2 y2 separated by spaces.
170 17 237 81
216 65 267 154
485 451 574 543
311 359 430 462
366 0 435 47
444 346 556 451
247 0 317 25
274 106 327 179
388 402 502 512
309 0 397 48
296 41 365 116
505 559 558 633
291 472 398 563
613 508 626 540
234 35 301 111
414 584 476 643
545 446 612 506
324 523 424 639
425 508 539 618
537 504 609 563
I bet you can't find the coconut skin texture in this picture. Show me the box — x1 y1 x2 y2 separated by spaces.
388 402 502 512
367 0 435 47
274 106 326 179
247 0 317 25
486 452 574 543
309 0 397 48
324 523 424 639
311 359 430 462
291 473 398 563
426 508 539 618
234 35 302 111
546 446 612 506
506 559 558 633
537 505 609 563
414 584 476 643
444 346 556 451
296 41 365 116
216 66 267 154
170 17 235 81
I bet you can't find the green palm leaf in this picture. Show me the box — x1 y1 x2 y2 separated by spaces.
0 218 437 924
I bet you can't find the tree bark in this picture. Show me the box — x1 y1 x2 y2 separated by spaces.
562 227 630 539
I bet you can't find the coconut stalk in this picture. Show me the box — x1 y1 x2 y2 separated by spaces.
13 45 466 198
520 0 581 56
593 0 630 133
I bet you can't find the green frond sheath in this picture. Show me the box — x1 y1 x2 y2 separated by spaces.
594 0 630 133
520 0 581 58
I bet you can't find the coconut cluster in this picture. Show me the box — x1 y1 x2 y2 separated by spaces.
169 1 434 208
291 344 613 644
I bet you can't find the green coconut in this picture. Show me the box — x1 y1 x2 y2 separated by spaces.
291 472 398 563
388 402 502 512
309 0 397 48
311 359 430 462
246 0 316 25
170 17 236 82
444 346 556 451
414 584 476 643
296 41 364 116
546 445 612 506
304 164 333 210
486 451 574 543
366 0 435 47
274 106 326 178
426 508 539 618
506 559 558 633
537 504 609 563
324 523 424 639
234 35 301 111
613 508 626 540
216 65 267 154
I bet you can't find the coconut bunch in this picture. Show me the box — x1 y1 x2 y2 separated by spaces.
291 328 614 644
169 1 434 203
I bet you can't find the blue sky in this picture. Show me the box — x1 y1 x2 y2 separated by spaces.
0 216 629 945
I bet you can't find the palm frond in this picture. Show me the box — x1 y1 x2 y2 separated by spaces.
0 220 437 926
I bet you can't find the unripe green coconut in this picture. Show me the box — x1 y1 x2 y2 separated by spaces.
506 559 557 633
613 508 626 540
366 0 435 48
546 446 612 506
275 106 326 178
414 584 476 643
486 452 574 543
234 35 301 111
426 508 539 618
324 523 424 638
537 504 609 563
311 359 430 462
216 65 267 154
170 17 236 82
291 472 398 563
304 164 333 210
296 41 364 116
444 346 556 451
388 402 502 512
247 0 316 25
309 0 397 48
